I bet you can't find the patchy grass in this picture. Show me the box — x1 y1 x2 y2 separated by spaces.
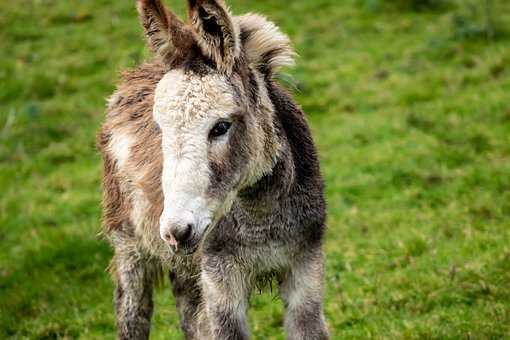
1 0 510 338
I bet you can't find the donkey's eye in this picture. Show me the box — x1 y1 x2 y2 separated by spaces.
209 121 232 139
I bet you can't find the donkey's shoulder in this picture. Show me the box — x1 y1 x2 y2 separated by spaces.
106 61 167 119
98 61 166 151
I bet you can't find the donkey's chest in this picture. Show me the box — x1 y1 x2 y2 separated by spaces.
205 216 299 272
227 207 300 249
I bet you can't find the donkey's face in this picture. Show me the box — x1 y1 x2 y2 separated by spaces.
138 0 294 253
154 71 252 253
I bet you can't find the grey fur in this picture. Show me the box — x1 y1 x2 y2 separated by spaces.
113 249 156 340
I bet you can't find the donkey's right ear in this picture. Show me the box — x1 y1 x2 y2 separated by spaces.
137 0 187 60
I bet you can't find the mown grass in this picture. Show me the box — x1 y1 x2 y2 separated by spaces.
1 0 509 339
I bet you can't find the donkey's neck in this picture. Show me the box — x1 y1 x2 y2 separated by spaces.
235 80 324 222
237 137 294 219
239 163 285 203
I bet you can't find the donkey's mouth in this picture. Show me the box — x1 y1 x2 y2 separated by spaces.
177 221 215 255
173 228 207 255
176 240 200 255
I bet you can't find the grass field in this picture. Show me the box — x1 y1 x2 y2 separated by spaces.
1 0 510 338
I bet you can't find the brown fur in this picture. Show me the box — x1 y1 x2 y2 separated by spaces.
98 62 166 235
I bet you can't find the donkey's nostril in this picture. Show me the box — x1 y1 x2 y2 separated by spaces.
171 223 193 244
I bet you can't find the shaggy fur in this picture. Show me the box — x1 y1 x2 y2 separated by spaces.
98 1 328 339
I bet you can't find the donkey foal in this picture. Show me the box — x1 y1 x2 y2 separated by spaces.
98 0 328 339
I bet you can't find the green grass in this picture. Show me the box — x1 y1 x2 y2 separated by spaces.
1 0 510 338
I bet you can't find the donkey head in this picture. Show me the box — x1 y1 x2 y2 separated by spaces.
137 0 294 254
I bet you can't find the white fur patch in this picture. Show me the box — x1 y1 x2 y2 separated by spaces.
130 188 149 231
153 69 238 242
236 14 295 72
109 131 133 170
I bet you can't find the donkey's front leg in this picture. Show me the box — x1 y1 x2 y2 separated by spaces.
201 256 251 340
169 271 203 339
280 249 329 340
113 250 155 340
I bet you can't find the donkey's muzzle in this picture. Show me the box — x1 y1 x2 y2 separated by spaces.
172 223 192 244
162 222 193 246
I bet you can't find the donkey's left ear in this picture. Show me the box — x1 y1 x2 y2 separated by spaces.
188 0 240 74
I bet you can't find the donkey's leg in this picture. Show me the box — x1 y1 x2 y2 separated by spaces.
200 257 251 340
280 248 329 340
113 250 155 340
169 271 202 339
